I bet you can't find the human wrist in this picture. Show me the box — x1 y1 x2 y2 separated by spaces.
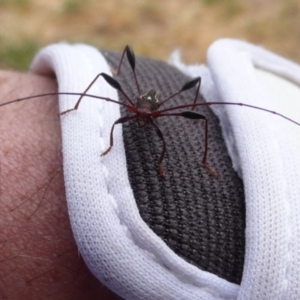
0 71 112 299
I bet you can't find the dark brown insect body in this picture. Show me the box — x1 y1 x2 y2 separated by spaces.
136 90 160 127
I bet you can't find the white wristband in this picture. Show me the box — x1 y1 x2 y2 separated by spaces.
31 40 300 300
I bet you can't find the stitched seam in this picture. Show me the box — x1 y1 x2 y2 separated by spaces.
279 136 292 299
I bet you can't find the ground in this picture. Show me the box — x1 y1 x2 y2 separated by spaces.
0 0 299 70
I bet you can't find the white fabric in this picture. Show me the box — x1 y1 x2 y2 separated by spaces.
30 39 300 300
171 38 300 300
31 43 237 300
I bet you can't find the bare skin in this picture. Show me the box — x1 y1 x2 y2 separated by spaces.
0 71 121 300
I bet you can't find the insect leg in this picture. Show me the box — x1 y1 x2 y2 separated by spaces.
159 77 201 109
115 45 141 95
101 115 136 156
60 72 136 116
150 120 167 176
60 73 104 115
155 111 218 176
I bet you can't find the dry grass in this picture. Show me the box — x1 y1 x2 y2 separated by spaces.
0 0 299 70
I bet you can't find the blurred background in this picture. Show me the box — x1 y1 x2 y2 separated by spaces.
0 0 299 70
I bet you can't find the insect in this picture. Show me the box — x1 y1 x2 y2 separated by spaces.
1 45 300 176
